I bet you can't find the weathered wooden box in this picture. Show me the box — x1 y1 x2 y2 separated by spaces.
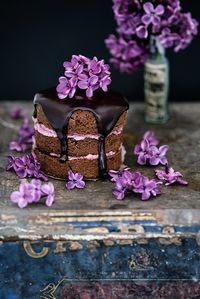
0 103 200 298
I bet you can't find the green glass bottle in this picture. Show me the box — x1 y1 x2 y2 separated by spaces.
144 35 169 124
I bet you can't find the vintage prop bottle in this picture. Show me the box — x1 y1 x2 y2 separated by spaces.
144 36 169 124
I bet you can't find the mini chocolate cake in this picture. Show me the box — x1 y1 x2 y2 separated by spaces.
33 87 129 179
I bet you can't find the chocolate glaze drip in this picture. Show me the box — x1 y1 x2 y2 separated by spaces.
34 87 129 179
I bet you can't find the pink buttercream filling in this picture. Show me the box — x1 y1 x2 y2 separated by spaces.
33 118 123 140
49 150 118 160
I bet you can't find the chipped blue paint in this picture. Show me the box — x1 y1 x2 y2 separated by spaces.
0 237 200 298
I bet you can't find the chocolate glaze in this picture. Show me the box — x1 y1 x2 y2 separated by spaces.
34 87 129 179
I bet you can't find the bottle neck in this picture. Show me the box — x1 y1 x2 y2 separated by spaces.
149 35 165 61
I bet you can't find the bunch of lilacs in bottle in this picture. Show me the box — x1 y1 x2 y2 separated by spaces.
56 55 111 99
105 0 198 73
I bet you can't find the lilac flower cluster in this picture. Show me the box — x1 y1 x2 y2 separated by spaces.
134 130 168 166
110 130 188 201
9 118 34 152
155 165 188 186
105 0 198 73
7 153 47 181
109 168 161 201
10 179 55 208
56 55 111 99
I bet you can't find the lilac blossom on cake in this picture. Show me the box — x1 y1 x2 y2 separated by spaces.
57 55 112 99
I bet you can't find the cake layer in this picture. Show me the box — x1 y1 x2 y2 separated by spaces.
34 148 122 179
35 105 128 135
34 129 123 156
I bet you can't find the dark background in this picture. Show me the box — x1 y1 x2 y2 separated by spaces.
0 0 199 102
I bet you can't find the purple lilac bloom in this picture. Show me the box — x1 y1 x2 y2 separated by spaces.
133 176 161 200
6 153 48 181
56 77 77 99
142 2 164 27
41 182 55 206
10 181 38 208
110 168 161 201
155 166 188 186
10 179 55 209
106 0 198 73
10 106 25 120
134 139 151 165
143 130 159 146
14 155 35 178
159 28 179 48
78 75 99 98
65 64 88 82
57 55 112 100
134 131 168 166
29 179 42 202
149 145 169 166
105 34 149 73
66 170 85 190
63 55 79 72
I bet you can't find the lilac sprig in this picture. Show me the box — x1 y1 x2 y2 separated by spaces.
106 0 198 73
134 130 169 166
9 118 34 152
56 55 111 99
155 165 188 186
6 153 48 181
109 168 161 201
10 179 55 209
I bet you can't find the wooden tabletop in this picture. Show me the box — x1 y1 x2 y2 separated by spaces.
0 102 200 240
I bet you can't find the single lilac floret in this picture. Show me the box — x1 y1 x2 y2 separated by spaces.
149 145 169 166
78 75 99 98
41 182 55 206
134 138 151 165
66 170 85 190
142 2 164 27
10 181 38 208
143 130 159 146
133 176 161 201
155 166 188 186
56 77 77 99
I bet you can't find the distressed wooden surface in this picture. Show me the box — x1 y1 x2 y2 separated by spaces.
0 102 200 240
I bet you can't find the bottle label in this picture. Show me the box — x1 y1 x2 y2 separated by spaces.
144 62 168 122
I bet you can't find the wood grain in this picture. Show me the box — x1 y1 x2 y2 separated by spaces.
0 102 200 239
